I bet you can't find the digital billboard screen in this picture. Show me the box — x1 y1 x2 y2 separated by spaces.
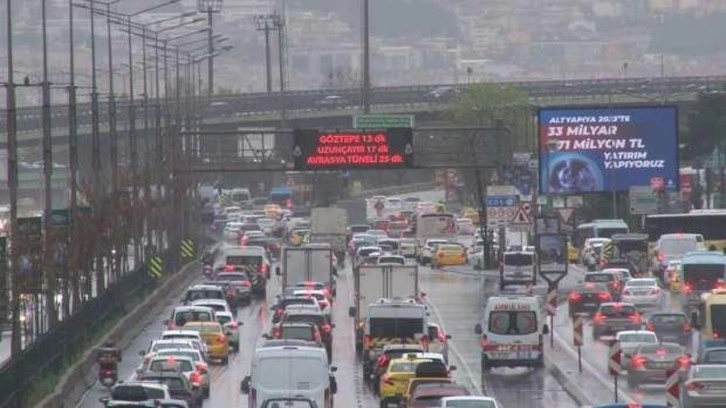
538 106 678 194
292 128 414 170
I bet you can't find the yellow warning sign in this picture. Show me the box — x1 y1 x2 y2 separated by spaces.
149 256 163 279
181 239 195 259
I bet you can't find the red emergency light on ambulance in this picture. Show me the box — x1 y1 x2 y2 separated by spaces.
474 295 549 370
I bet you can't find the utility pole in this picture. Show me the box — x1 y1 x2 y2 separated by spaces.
67 0 78 318
276 13 286 125
198 0 223 96
362 0 371 113
254 15 274 93
41 0 58 327
106 3 118 193
6 0 22 356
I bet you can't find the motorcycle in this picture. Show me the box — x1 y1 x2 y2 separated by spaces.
99 364 117 388
202 264 213 279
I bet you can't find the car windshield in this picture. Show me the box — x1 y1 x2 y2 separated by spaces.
651 314 686 325
216 273 248 282
389 361 419 372
149 359 194 372
626 280 656 287
173 311 212 326
157 350 199 362
282 298 315 308
503 254 533 266
444 401 497 408
619 333 656 343
187 290 224 301
195 303 227 312
601 305 637 317
660 238 698 256
216 314 232 325
281 326 315 340
693 365 726 378
285 314 325 325
111 386 166 401
153 343 192 352
141 377 185 391
704 350 726 363
585 274 614 283
412 395 449 406
488 311 537 335
370 318 423 338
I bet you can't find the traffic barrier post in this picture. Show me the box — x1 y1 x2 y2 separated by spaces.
546 286 557 347
573 315 583 372
608 341 622 402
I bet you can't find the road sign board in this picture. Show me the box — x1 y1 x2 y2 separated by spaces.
608 342 622 376
509 204 533 232
17 217 42 236
629 186 659 215
573 316 583 347
486 207 516 227
566 195 584 208
521 202 532 214
486 185 517 196
486 195 518 207
536 233 568 285
557 208 575 225
353 114 414 129
149 256 163 279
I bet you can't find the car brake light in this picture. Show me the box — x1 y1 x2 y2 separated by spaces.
363 334 372 347
273 328 281 339
377 355 390 368
676 355 692 369
628 313 642 324
226 289 236 297
321 324 332 333
598 292 611 301
438 252 445 258
225 264 235 272
259 263 268 273
216 334 226 344
683 283 693 294
645 321 655 331
683 321 692 332
686 381 705 391
650 288 660 295
437 330 447 342
382 375 394 385
593 313 607 324
190 372 201 386
229 321 238 329
657 252 664 262
612 281 620 289
622 290 631 296
631 354 647 370
242 280 251 287
568 292 582 302
481 335 497 351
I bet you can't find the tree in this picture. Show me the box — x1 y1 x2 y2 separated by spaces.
685 92 726 163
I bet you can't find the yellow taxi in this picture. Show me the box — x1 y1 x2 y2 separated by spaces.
289 229 309 246
461 208 480 225
430 244 467 267
182 321 230 365
264 204 281 219
667 260 683 292
567 239 579 263
379 356 432 406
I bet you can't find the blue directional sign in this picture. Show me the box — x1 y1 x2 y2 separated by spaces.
486 195 518 207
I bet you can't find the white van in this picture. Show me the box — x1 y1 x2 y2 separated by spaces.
499 251 536 290
240 345 337 408
474 296 549 370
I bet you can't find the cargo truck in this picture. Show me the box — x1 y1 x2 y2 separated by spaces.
347 265 420 362
276 244 336 296
309 207 348 266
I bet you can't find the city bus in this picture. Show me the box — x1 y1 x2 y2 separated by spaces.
412 212 457 247
571 219 630 249
645 210 726 252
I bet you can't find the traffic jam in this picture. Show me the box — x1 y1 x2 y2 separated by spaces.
92 183 726 408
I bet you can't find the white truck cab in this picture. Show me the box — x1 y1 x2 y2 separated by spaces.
240 345 337 408
474 295 549 370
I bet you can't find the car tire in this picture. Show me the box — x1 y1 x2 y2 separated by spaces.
534 355 544 368
203 386 210 398
499 281 505 291
379 400 388 408
222 356 229 365
233 342 239 352
481 355 492 372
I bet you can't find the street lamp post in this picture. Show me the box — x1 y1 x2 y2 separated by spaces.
67 0 79 318
197 0 223 96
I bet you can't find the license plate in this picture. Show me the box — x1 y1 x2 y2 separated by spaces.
492 352 510 359
516 350 532 359
611 325 627 331
583 303 597 307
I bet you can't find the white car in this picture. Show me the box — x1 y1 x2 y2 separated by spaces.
399 238 417 258
440 396 500 407
367 229 389 239
223 222 243 241
159 331 209 358
456 218 475 235
377 255 406 265
621 278 662 307
191 299 233 315
469 247 484 270
215 311 242 352
149 348 211 397
292 289 330 316
616 330 659 364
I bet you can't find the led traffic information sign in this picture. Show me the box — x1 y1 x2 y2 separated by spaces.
292 128 414 170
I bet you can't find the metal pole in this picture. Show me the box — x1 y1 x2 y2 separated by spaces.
362 0 371 113
264 21 272 93
6 0 22 356
106 3 117 192
41 0 57 328
67 0 78 318
90 0 102 198
207 9 214 96
142 27 151 263
127 16 139 270
276 15 286 124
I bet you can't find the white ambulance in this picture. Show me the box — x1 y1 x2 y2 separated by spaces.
474 295 549 370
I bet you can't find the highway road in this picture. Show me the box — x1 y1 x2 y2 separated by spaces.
74 189 584 407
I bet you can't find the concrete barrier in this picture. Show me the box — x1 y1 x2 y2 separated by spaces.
35 260 201 408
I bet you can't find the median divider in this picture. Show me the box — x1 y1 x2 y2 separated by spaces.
35 259 202 408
